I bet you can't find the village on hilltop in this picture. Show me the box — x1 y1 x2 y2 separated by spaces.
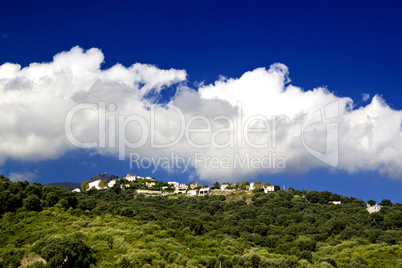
73 173 384 214
73 173 277 197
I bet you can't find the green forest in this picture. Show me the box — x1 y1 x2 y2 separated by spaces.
0 174 401 268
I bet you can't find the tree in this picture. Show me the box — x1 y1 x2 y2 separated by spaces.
46 192 59 207
379 199 393 207
274 185 281 191
249 254 261 268
237 183 247 190
368 199 376 206
0 174 9 182
383 211 402 229
40 237 94 268
319 191 332 204
60 193 78 210
98 179 108 189
306 191 320 203
377 233 397 245
264 182 272 187
317 258 337 268
0 190 20 213
81 181 89 192
193 222 205 235
77 198 97 211
23 195 42 211
25 185 42 199
252 181 263 192
0 247 23 268
212 182 220 189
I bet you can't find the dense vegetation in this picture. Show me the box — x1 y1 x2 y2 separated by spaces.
0 175 401 267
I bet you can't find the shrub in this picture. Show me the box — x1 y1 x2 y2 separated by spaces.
0 247 23 268
39 237 95 268
23 195 42 212
376 233 397 245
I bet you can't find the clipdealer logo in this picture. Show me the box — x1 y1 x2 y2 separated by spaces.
64 100 339 172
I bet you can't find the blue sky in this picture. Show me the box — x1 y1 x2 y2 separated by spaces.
1 0 402 203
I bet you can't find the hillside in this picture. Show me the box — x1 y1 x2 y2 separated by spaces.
0 174 401 267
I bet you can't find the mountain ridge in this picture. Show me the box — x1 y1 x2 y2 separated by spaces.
47 172 119 190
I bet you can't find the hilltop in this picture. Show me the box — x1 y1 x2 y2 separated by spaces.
47 172 118 190
86 172 118 183
46 181 81 191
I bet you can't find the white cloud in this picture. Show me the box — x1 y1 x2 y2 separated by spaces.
1 47 402 182
9 170 38 182
0 46 186 163
362 93 370 101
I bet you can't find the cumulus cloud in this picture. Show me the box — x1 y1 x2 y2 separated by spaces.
1 46 401 182
0 46 186 163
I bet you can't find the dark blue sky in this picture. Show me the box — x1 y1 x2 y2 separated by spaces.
1 0 402 203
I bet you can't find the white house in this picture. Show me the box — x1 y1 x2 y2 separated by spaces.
187 189 198 196
168 181 178 188
199 187 211 195
88 179 103 190
108 180 116 187
249 182 264 191
220 184 229 191
249 182 255 191
190 182 202 189
250 182 274 193
178 183 188 190
125 174 137 181
72 188 81 192
146 182 156 187
264 185 275 193
330 201 341 205
367 204 383 213
168 181 188 192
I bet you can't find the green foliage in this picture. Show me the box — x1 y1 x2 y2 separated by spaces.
316 257 338 267
77 198 97 211
38 237 94 268
212 182 220 189
0 247 23 268
98 179 108 189
45 192 59 207
379 199 393 207
252 182 263 193
81 181 89 192
23 261 46 268
0 175 401 267
23 195 43 212
306 190 320 203
376 233 397 245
